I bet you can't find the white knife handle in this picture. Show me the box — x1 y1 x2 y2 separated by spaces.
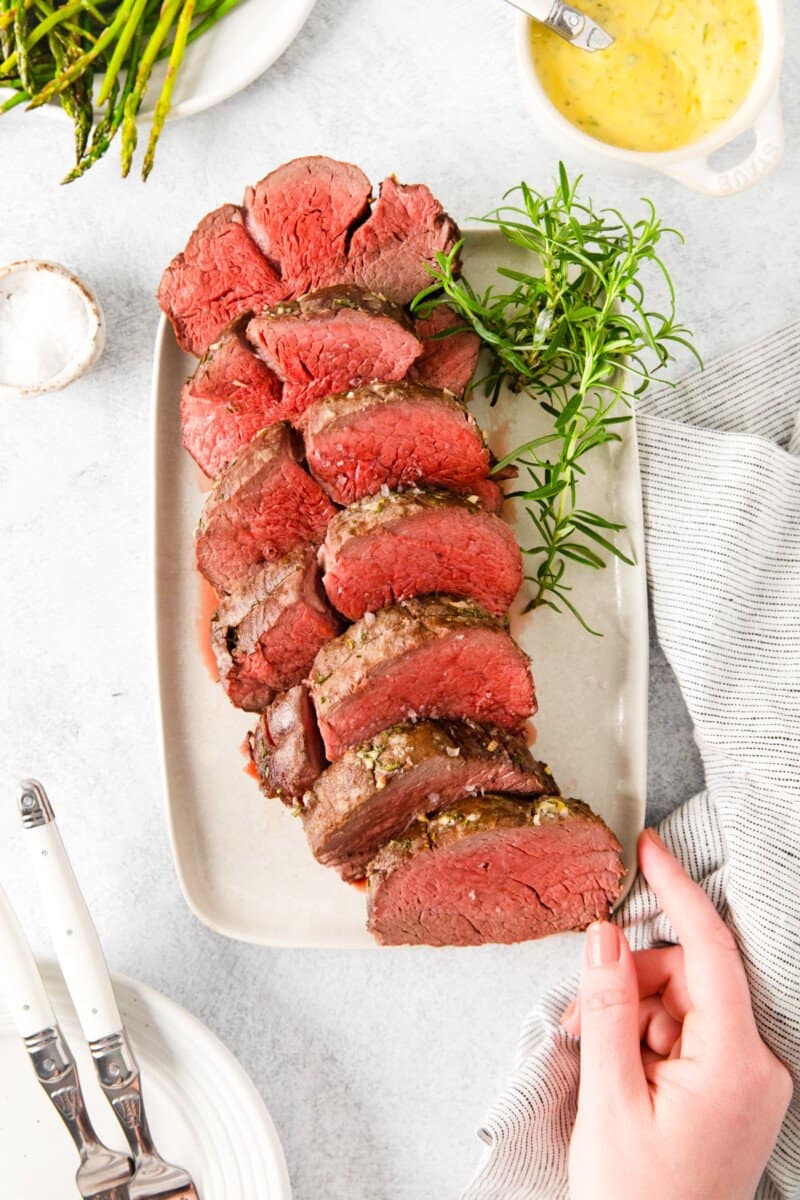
19 780 122 1043
0 881 55 1037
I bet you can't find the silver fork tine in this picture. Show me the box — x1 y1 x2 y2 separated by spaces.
26 1024 133 1200
19 779 200 1200
91 1029 199 1200
0 878 133 1199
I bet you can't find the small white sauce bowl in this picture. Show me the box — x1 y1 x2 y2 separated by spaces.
516 0 785 196
0 260 105 399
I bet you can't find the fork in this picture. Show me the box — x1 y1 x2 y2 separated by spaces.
0 879 132 1200
19 779 200 1200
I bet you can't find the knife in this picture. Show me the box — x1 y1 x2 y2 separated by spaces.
503 0 613 51
0 878 132 1200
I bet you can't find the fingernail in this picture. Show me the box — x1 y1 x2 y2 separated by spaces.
586 921 619 967
641 827 666 850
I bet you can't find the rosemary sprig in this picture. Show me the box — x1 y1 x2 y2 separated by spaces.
412 164 701 635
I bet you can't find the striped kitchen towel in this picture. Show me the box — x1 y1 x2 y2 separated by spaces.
461 324 800 1200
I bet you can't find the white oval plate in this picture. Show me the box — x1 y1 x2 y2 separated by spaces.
0 962 291 1198
1 0 317 123
152 226 648 949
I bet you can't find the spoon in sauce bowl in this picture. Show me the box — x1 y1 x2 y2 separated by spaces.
503 0 613 51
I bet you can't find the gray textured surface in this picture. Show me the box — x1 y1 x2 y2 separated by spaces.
0 1 796 1196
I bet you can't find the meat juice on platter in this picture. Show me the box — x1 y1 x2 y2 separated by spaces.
159 155 627 947
197 577 221 682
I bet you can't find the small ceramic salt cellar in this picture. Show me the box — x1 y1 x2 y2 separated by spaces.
0 260 105 399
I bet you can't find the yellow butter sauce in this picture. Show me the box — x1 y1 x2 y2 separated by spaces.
529 0 762 152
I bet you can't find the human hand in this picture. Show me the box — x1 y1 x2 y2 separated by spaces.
562 828 792 1200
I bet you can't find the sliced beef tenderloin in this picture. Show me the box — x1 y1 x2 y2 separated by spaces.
182 288 427 473
409 306 479 397
157 205 285 357
303 721 556 880
345 176 460 304
243 156 372 296
247 287 422 422
249 685 326 803
303 382 497 507
181 317 284 478
196 424 336 594
367 795 625 947
211 551 341 711
321 490 523 620
467 476 506 515
310 598 536 761
158 159 463 357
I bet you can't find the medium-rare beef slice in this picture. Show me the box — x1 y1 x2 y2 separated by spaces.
346 176 460 304
196 424 337 594
249 685 327 803
181 317 284 478
182 289 432 475
244 160 462 305
158 159 463 357
303 721 556 880
310 598 536 760
409 306 479 397
303 382 496 507
157 205 285 356
243 156 372 297
321 489 523 619
247 287 422 422
367 795 625 947
212 551 341 711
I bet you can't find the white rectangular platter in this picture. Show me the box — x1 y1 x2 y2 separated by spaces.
153 228 648 948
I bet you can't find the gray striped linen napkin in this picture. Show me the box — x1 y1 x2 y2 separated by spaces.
461 324 800 1200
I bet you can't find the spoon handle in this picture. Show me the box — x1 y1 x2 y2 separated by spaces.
503 0 614 51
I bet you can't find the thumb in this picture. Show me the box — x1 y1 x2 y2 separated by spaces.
576 922 648 1111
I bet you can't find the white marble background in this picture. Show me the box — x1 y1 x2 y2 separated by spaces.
1 2 798 1196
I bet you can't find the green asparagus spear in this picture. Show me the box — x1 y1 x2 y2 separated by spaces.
1 0 93 77
1 0 243 179
26 0 135 107
12 0 32 91
61 17 140 181
119 0 181 176
94 0 145 105
162 0 240 56
1 86 29 111
141 0 193 179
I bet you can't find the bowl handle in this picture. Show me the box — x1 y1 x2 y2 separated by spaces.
660 90 783 196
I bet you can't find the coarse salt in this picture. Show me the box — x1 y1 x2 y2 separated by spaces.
0 265 92 390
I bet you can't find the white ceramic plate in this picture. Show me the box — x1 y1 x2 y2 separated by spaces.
0 962 291 1198
152 227 648 949
1 0 317 123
